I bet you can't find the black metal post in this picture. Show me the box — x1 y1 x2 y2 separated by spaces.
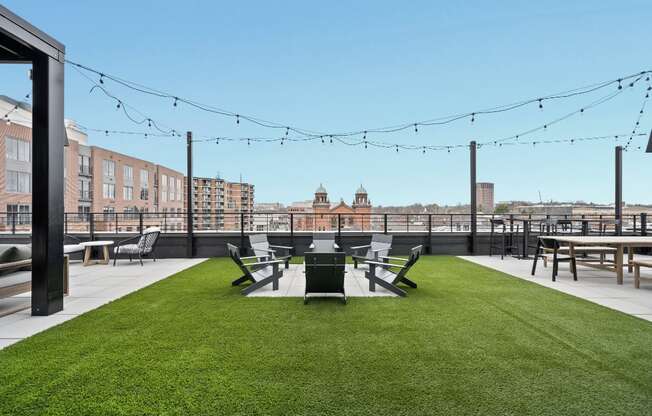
289 213 294 250
31 51 65 316
641 213 648 236
186 131 194 257
615 146 623 236
427 214 432 254
139 212 144 234
383 214 388 234
337 213 342 245
89 212 95 239
470 140 477 254
240 212 245 250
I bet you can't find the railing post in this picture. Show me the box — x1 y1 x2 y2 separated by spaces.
383 214 388 234
11 212 16 235
633 214 637 234
337 213 342 243
240 212 245 251
509 214 514 232
89 213 95 240
641 213 647 236
115 212 119 234
139 212 144 235
581 214 588 236
406 214 409 232
427 214 432 254
450 214 453 232
290 213 294 251
64 213 68 235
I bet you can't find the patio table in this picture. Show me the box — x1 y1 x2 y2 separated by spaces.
80 240 114 266
536 236 652 285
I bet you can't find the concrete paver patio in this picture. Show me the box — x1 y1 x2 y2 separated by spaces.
246 264 397 298
0 258 205 349
461 254 652 323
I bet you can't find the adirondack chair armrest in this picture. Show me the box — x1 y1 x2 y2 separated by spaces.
364 260 407 269
269 245 292 250
350 245 371 251
244 259 284 268
380 256 408 262
240 255 260 260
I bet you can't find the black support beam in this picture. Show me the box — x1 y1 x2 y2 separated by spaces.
31 52 65 315
615 146 623 236
470 140 477 254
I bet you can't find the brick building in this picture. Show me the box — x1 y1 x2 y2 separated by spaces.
0 95 185 232
189 176 255 231
292 184 372 231
476 182 495 213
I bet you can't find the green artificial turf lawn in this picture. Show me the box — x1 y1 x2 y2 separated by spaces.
1 256 652 416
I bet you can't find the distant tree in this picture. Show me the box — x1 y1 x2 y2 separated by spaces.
494 203 510 214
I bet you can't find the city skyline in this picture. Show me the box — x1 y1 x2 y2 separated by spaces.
2 1 651 205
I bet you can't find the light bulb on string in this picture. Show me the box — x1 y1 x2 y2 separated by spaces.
396 145 399 153
247 138 250 146
471 113 475 123
116 101 121 109
329 135 333 144
538 99 543 109
414 124 418 134
99 74 104 84
363 130 367 140
147 119 152 128
236 114 240 125
285 127 289 137
364 141 367 149
173 97 178 107
617 79 622 90
320 136 324 144
105 130 109 136
215 138 219 145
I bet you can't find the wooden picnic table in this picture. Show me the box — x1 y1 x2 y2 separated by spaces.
538 236 652 285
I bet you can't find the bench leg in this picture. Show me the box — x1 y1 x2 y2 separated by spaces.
634 265 640 289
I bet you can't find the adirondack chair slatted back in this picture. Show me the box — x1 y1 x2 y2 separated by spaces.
539 237 560 251
313 233 336 242
249 234 270 259
393 245 423 283
138 228 160 254
368 234 392 260
227 243 250 277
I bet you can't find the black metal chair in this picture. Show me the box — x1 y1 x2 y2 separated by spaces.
489 219 519 259
304 252 346 304
531 237 577 281
228 243 283 295
364 245 422 297
113 227 161 266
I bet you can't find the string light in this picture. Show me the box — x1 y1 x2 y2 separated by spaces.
66 59 652 140
471 113 475 123
173 97 178 107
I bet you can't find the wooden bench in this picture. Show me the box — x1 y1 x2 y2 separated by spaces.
633 259 652 289
0 257 69 300
542 246 617 267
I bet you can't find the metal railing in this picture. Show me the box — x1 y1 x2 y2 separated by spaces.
0 211 649 236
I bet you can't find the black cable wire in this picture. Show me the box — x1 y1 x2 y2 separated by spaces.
624 75 651 151
65 59 651 139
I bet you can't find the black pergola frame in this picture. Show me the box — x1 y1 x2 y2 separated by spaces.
1 6 65 315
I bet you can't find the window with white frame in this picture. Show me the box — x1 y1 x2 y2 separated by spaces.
103 159 115 177
6 170 30 193
176 178 182 201
103 183 115 199
123 186 133 201
6 204 30 225
5 137 30 162
123 165 133 181
161 174 168 202
169 176 175 201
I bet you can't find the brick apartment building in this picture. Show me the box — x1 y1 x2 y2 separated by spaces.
476 182 495 213
189 177 255 231
0 95 185 232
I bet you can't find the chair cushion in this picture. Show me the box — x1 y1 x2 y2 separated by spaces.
64 244 85 254
114 244 141 254
0 244 31 263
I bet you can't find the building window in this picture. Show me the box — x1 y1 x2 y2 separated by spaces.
102 159 115 177
79 180 91 200
168 176 175 202
5 137 30 162
123 186 133 201
78 155 90 175
176 178 182 202
124 206 138 220
6 204 30 225
103 183 115 199
123 165 133 181
161 174 168 202
78 205 90 221
6 170 31 193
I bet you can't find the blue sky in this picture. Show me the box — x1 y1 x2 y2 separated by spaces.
3 0 651 206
